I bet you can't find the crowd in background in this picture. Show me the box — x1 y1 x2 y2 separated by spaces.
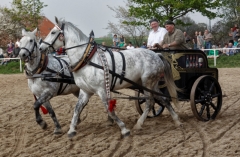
184 24 240 56
0 39 20 65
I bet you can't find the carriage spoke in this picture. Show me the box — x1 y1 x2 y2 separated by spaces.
212 93 221 98
199 104 206 116
195 98 204 103
152 108 156 116
210 102 217 110
206 105 210 119
209 82 215 93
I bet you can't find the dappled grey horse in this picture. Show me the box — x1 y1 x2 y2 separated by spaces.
39 17 182 138
19 28 80 134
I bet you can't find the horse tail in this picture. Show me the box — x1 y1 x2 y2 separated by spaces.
159 55 182 111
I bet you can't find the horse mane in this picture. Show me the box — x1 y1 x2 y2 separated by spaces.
58 18 89 42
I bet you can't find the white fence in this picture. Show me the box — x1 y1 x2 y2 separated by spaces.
0 58 22 72
203 47 240 66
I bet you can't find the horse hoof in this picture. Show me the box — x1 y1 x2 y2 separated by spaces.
68 131 76 139
121 131 130 138
54 128 62 134
39 121 47 130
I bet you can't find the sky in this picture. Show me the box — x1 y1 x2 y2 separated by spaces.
1 0 221 38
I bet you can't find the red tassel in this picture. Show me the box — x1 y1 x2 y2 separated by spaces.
33 95 48 114
108 99 116 112
40 105 48 114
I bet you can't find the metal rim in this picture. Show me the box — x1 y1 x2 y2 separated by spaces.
190 75 222 121
135 90 165 118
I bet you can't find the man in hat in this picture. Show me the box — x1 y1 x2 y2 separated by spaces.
161 20 189 50
147 18 167 49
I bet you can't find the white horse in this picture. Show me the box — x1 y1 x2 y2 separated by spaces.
39 17 182 138
19 28 80 134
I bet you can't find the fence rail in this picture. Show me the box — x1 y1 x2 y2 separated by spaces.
0 58 22 72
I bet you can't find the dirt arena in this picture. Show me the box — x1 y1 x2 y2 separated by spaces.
0 68 240 157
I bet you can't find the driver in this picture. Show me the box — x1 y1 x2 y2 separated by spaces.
147 18 167 49
160 20 189 50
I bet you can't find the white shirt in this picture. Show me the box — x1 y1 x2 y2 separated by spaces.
16 41 21 47
126 46 135 49
147 27 167 47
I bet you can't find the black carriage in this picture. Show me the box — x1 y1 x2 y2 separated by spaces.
135 49 222 121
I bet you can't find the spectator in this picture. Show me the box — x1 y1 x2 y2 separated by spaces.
112 34 119 47
7 40 14 58
227 42 235 56
13 44 20 58
222 43 228 55
102 42 106 46
235 28 240 40
236 38 240 53
119 35 125 48
126 42 135 49
204 29 213 53
197 31 204 49
15 38 21 47
147 18 167 49
183 31 191 43
192 31 198 49
0 53 10 66
140 41 147 48
160 20 189 49
234 38 238 46
0 48 3 58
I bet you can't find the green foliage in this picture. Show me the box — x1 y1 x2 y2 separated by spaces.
2 0 47 32
208 53 240 68
129 0 223 26
0 60 24 74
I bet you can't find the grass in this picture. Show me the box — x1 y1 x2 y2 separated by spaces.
0 60 24 74
208 53 240 68
0 53 240 74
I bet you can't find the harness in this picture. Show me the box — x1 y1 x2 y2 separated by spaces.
22 40 74 95
40 24 175 100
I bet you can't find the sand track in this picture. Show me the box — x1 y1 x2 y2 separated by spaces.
0 68 240 157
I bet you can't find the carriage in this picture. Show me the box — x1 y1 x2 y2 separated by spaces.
135 49 222 121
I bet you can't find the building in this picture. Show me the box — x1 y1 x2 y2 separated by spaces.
37 16 55 39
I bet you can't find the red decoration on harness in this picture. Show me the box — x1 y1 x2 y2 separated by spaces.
108 99 116 112
33 95 48 114
40 105 48 114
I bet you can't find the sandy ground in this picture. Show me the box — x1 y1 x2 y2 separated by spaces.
0 68 240 157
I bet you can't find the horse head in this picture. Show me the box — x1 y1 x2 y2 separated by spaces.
39 17 65 53
19 28 38 63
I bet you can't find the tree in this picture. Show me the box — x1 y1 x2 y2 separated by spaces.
106 1 149 47
128 0 223 26
0 0 47 47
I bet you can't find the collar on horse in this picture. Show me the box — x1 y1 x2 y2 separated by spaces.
24 53 49 78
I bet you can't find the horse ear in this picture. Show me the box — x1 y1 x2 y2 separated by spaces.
55 16 59 24
22 29 27 36
33 28 37 35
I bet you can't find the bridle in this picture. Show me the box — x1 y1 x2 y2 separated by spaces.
20 39 38 59
39 24 65 52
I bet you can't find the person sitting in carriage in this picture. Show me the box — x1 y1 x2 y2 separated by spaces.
160 20 189 50
147 18 167 50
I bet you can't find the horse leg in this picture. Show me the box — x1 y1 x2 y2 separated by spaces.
73 91 81 124
153 86 182 127
44 101 62 134
68 91 92 139
33 93 53 130
134 89 154 130
98 92 129 137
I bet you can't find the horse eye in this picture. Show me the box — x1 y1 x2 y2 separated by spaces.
30 39 33 42
51 31 56 34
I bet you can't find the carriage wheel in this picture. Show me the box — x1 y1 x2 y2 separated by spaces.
190 75 222 121
135 90 165 118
